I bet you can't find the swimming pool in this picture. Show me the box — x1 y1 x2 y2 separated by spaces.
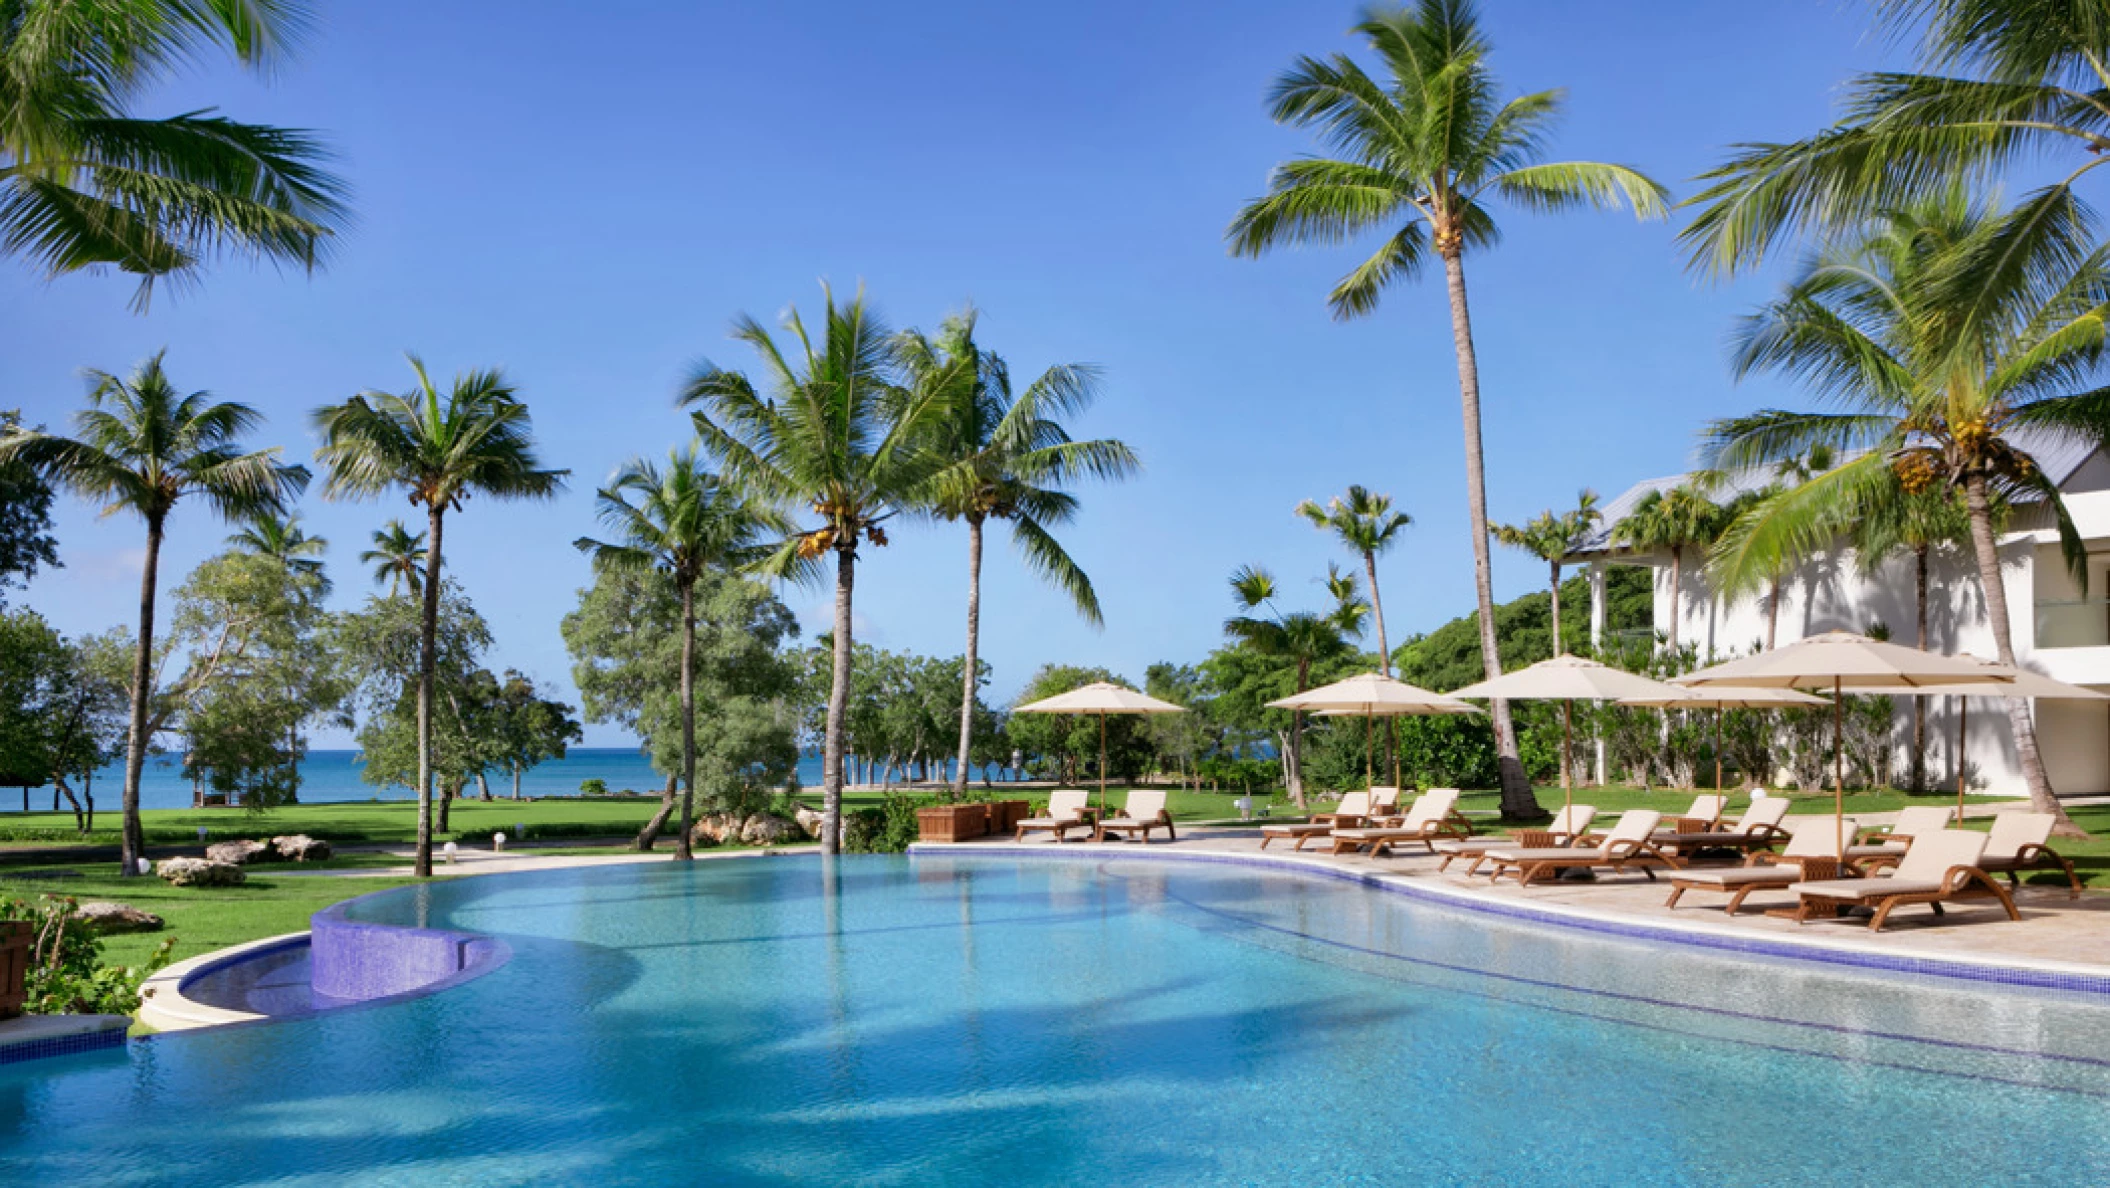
5 854 2108 1185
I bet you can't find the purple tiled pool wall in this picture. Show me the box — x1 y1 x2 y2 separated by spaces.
309 902 508 1003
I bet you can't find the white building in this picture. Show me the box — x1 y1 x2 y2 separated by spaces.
1566 432 2110 799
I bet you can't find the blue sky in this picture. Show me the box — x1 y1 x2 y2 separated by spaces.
5 1 1904 746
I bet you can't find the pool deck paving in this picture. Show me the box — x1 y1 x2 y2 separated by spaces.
923 825 2110 990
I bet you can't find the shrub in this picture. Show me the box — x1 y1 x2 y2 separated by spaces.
0 895 173 1016
579 778 609 797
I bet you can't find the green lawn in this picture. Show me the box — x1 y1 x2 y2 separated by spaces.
0 796 672 847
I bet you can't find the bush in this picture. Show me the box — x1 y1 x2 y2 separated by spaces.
841 794 937 854
0 895 173 1016
579 778 609 797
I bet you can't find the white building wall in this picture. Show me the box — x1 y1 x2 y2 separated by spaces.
1630 529 2102 799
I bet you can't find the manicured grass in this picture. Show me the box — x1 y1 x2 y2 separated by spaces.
0 796 670 847
0 866 422 968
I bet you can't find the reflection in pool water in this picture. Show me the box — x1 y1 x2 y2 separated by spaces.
4 854 2109 1186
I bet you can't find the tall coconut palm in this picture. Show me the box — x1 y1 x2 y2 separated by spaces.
1225 563 1368 808
681 287 948 854
312 356 566 876
1296 485 1411 673
227 510 329 594
1856 481 1975 793
574 446 786 859
1228 0 1667 820
360 519 426 598
1 0 349 308
1491 489 1599 654
1684 0 2110 278
901 311 1141 799
1611 482 1723 655
1703 192 2108 837
0 352 306 874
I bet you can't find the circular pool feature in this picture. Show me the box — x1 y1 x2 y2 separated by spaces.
6 855 2110 1185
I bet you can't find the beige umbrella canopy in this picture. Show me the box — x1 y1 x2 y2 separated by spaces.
1450 655 1690 819
1013 681 1186 812
1895 657 2110 823
1271 672 1479 788
1617 686 1831 792
1675 631 2014 856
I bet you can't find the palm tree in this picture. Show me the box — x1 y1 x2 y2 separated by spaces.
0 353 306 874
360 520 427 598
1296 486 1411 672
313 356 566 876
574 446 785 859
1703 192 2108 836
1227 0 1667 820
1683 0 2110 277
682 287 948 854
1225 563 1368 808
1856 480 1975 794
1611 482 1723 655
1 0 349 308
901 311 1141 799
227 511 329 595
1491 489 1599 654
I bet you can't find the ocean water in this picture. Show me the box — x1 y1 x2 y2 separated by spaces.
5 855 2108 1184
20 749 1009 813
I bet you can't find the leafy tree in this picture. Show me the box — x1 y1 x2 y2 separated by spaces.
227 510 329 593
481 671 582 801
1396 566 1654 691
1491 489 1599 654
1610 481 1725 654
333 581 494 830
682 287 948 853
1228 0 1667 819
0 353 305 875
0 0 349 308
1004 665 1153 787
562 564 799 846
1703 192 2110 835
0 410 58 601
0 608 71 793
360 519 426 598
574 446 784 857
901 309 1139 798
1223 563 1368 806
1144 662 1218 791
1856 480 1975 793
313 355 566 876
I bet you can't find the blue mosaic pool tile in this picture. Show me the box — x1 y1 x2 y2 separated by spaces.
0 1024 127 1066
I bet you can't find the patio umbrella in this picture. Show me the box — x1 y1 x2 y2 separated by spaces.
1270 672 1479 789
1891 657 2110 824
1013 681 1186 813
1615 686 1830 793
1449 655 1689 821
1674 631 2013 857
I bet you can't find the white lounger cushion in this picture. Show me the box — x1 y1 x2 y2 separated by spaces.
1433 805 1597 855
1486 810 1661 862
1984 812 2054 862
1334 789 1460 840
1789 829 1989 899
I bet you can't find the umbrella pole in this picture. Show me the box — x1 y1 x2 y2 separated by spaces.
1365 711 1373 788
1391 718 1401 791
1833 676 1845 860
1099 712 1108 816
1715 708 1724 794
1956 698 1968 825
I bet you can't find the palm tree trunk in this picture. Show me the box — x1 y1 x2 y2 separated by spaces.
415 506 445 878
1766 574 1782 650
1548 558 1563 655
1962 473 2086 836
953 517 983 799
1911 543 1929 794
822 548 856 855
1667 545 1683 653
118 515 165 877
677 575 698 861
1364 550 1396 780
1439 246 1534 819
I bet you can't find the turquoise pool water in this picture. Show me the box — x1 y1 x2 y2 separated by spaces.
5 854 2110 1185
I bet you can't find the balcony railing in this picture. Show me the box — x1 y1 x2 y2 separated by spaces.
2034 600 2110 649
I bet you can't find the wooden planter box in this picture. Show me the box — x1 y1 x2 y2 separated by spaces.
916 804 988 844
984 801 1031 834
0 920 29 1021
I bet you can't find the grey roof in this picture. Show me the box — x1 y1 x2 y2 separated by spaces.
1564 427 2101 561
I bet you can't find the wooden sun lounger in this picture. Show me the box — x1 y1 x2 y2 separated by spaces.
1976 811 2082 898
1094 790 1176 844
1328 789 1464 857
1015 789 1093 843
1663 817 1850 914
1259 792 1370 850
1788 829 2019 931
1482 811 1679 886
1432 805 1597 874
1653 798 1792 856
